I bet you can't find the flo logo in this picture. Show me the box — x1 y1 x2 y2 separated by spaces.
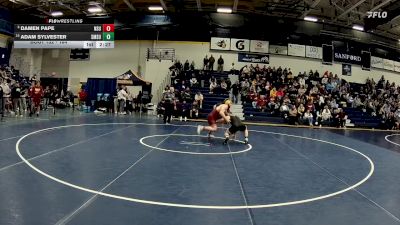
367 11 387 18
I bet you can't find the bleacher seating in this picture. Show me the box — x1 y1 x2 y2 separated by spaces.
242 103 284 123
343 107 381 128
188 71 230 118
174 68 385 129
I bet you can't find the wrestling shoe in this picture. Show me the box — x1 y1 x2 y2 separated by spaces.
223 138 229 145
244 137 249 145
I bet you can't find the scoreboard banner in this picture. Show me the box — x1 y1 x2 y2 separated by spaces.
14 18 114 49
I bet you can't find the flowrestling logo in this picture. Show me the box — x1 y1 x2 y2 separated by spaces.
367 11 388 18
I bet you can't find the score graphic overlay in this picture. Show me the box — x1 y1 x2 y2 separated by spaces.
14 18 114 49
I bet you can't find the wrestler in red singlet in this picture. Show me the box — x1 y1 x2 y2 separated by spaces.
29 82 43 116
207 107 223 126
197 99 232 137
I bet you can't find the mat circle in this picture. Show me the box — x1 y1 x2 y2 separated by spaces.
16 123 375 209
140 134 252 155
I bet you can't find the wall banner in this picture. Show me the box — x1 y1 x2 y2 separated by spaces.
238 53 269 64
288 43 306 57
383 59 394 71
342 64 352 76
305 46 322 59
250 40 269 53
371 56 384 69
210 37 230 50
269 45 288 55
334 50 362 65
230 38 250 52
394 61 400 72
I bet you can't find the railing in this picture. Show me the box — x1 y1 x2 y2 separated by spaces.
147 48 175 62
155 71 171 103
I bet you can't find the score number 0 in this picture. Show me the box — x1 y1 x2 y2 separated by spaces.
103 24 114 32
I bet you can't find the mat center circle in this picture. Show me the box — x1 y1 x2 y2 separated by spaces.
139 134 252 155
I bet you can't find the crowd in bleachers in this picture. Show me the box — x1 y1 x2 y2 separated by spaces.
0 64 74 117
158 57 400 130
237 64 400 129
157 57 230 123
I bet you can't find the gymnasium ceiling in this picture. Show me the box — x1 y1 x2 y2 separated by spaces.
1 0 400 40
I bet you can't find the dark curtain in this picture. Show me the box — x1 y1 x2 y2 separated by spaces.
85 78 117 102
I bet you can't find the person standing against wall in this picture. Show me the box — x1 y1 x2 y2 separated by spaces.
209 55 215 71
217 55 224 72
203 55 209 70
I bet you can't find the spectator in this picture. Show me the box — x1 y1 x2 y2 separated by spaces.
191 101 200 118
194 91 204 109
231 81 239 104
320 105 332 126
221 80 228 94
208 55 215 71
184 60 190 71
335 108 347 128
203 55 209 70
256 95 267 112
182 87 192 102
43 86 51 110
2 79 11 113
304 109 314 126
288 105 298 125
50 85 59 107
209 80 218 94
11 82 22 116
297 103 305 117
280 102 290 119
117 86 128 115
190 76 198 87
217 55 224 72
174 99 183 121
190 61 195 71
181 100 191 121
